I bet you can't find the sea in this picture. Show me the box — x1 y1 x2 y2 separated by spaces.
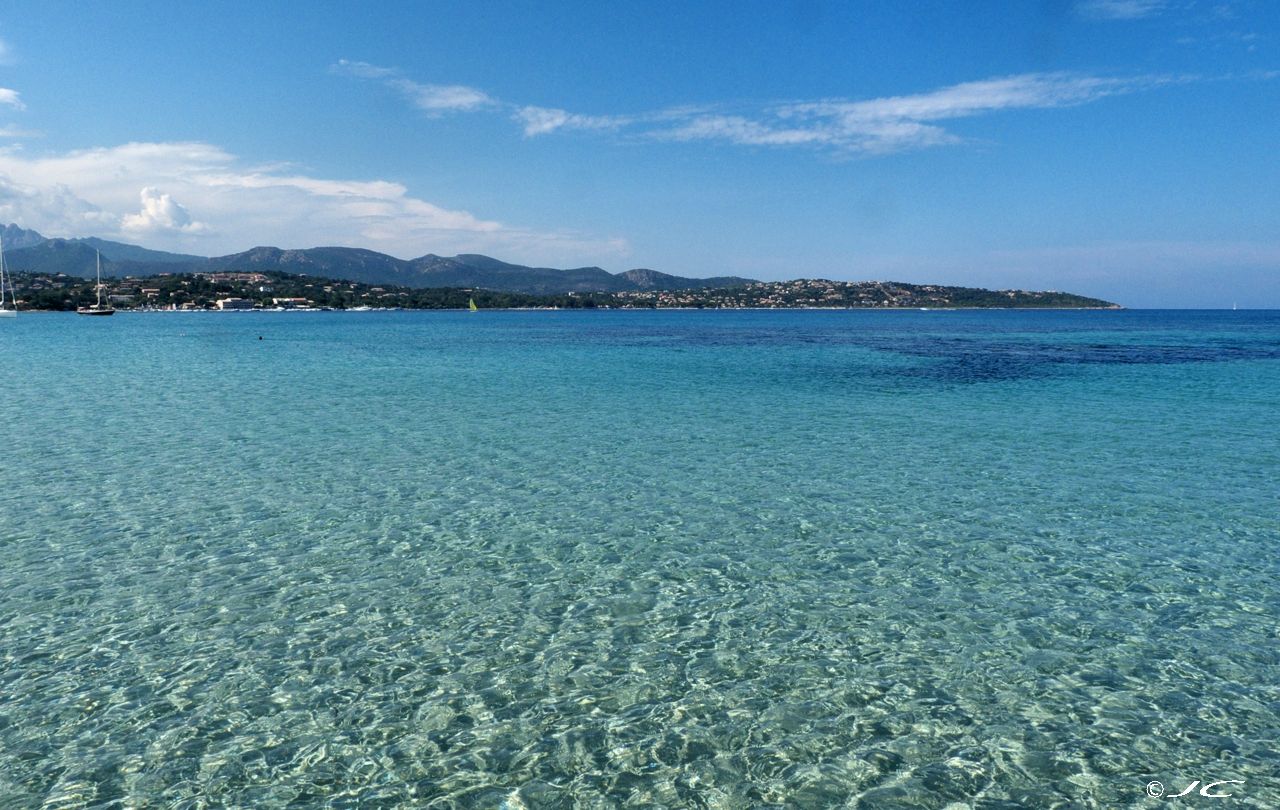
1 309 1277 808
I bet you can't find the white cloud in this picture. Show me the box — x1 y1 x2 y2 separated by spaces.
0 175 113 233
0 141 629 263
658 114 836 146
1076 0 1166 19
0 88 23 110
330 59 396 79
0 36 13 65
331 60 494 114
393 79 494 113
514 105 629 136
337 63 1198 156
655 73 1159 154
784 73 1142 123
121 186 210 234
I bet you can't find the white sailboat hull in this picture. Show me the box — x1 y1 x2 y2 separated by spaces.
0 309 15 318
76 251 115 315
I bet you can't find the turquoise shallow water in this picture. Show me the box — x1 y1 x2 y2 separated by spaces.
1 309 1277 808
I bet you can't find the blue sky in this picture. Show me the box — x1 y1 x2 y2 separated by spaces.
1 1 1277 306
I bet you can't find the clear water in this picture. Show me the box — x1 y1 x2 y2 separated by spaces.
1 310 1277 808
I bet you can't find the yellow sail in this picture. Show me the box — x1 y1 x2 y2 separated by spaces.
469 297 478 312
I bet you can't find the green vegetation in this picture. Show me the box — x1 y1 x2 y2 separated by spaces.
7 271 1118 311
614 279 1119 308
9 271 608 311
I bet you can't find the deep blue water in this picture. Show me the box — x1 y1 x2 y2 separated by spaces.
1 309 1277 808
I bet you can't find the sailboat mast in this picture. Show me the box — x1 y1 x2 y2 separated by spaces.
0 234 15 316
96 250 103 307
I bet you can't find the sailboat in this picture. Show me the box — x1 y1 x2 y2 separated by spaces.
0 236 16 318
469 297 478 312
77 250 115 316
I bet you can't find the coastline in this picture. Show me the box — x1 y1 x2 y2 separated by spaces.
8 304 1130 313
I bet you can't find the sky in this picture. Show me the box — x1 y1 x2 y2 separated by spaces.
1 1 1278 307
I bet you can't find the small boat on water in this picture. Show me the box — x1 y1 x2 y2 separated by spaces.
469 297 478 312
77 250 115 316
0 236 16 319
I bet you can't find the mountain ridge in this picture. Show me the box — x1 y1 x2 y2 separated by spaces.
0 225 756 295
0 223 1117 306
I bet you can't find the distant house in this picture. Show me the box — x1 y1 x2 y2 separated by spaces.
272 297 310 309
216 297 256 310
203 272 270 284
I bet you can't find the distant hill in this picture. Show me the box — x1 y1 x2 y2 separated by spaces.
1 224 47 250
1 224 756 293
208 246 411 283
76 237 204 264
613 279 1120 309
203 246 753 295
6 239 111 276
0 223 1114 306
620 268 753 291
410 253 632 294
10 269 1121 311
3 229 201 277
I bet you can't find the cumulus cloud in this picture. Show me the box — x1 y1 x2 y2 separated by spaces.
0 175 112 234
121 186 210 234
0 141 629 262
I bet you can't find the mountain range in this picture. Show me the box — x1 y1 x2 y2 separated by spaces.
0 224 754 295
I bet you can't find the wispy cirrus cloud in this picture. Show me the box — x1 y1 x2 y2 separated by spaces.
514 106 631 136
1076 0 1166 20
395 81 494 113
338 62 1187 156
332 59 495 113
739 72 1163 153
0 87 23 110
331 59 396 79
